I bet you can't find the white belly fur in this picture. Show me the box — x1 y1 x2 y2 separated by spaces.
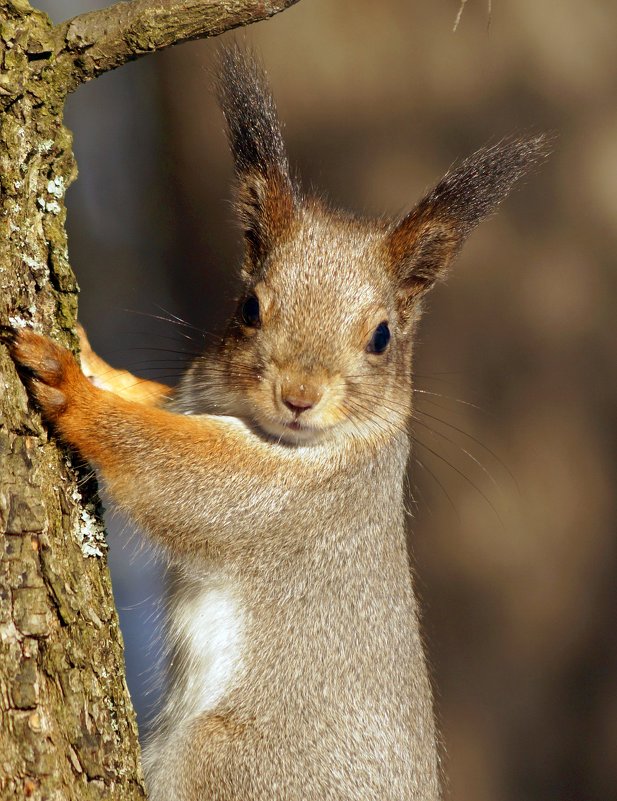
142 573 245 797
176 579 245 716
158 574 246 732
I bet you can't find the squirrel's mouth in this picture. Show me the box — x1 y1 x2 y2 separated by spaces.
246 384 345 444
252 410 332 445
281 417 319 439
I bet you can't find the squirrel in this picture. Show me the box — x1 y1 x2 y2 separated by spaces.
4 47 548 801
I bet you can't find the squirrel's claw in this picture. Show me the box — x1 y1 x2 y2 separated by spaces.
0 323 18 346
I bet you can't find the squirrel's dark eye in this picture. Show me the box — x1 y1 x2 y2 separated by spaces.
241 294 260 327
367 322 391 354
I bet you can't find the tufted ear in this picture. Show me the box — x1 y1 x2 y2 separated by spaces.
218 46 297 271
385 135 550 303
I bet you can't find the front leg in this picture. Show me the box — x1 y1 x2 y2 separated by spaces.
4 328 300 557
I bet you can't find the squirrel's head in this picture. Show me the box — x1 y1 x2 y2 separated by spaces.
185 47 549 446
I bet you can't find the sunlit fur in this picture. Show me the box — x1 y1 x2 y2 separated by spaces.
175 205 419 446
5 46 549 801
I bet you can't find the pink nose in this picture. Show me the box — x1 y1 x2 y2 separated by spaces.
281 381 322 414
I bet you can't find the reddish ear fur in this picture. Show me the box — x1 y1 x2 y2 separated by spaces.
218 46 297 269
235 172 296 266
386 212 460 300
385 135 551 301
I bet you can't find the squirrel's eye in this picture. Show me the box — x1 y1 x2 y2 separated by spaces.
241 294 261 327
367 322 391 354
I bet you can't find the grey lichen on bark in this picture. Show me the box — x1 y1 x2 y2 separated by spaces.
0 0 300 797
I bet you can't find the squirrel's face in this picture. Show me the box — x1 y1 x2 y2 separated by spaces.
194 49 548 444
217 208 418 446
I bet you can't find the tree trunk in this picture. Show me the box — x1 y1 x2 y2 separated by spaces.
0 0 299 797
0 1 146 796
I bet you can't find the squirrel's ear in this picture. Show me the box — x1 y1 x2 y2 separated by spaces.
218 46 297 269
385 135 550 302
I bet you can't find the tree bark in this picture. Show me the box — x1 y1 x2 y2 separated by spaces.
0 0 299 797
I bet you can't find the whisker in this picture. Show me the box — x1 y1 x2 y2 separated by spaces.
411 414 501 495
406 469 429 516
412 435 504 527
338 402 372 445
412 455 460 521
346 382 500 490
414 387 490 416
415 407 518 493
131 327 197 344
123 307 213 337
345 384 514 511
121 346 204 358
344 368 488 415
343 397 410 442
349 384 516 501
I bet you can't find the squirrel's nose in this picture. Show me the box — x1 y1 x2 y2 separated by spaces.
281 380 322 415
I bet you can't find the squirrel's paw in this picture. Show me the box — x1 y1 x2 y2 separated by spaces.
3 326 86 424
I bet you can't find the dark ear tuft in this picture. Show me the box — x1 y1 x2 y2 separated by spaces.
386 134 552 300
217 46 297 268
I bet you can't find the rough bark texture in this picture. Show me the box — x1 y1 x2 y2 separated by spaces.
0 1 146 796
0 0 299 797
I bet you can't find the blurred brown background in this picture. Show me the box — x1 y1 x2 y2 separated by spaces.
40 1 617 799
